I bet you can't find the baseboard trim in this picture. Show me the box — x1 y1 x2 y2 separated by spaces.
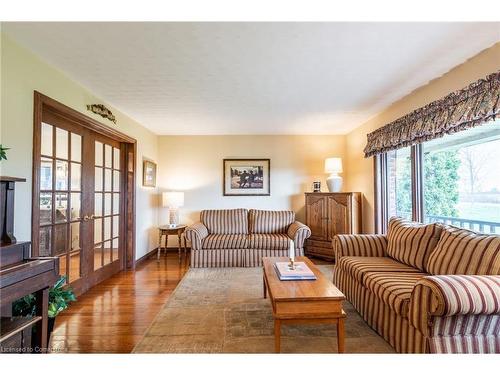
135 246 192 267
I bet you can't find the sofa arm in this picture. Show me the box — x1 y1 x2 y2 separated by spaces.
333 234 387 259
287 221 311 249
185 222 209 250
409 275 500 334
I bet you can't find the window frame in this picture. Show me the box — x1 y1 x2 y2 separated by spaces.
374 144 424 234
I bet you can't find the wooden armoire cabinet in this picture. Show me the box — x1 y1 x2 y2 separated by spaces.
304 192 362 261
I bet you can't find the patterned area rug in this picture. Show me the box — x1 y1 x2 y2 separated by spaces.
133 265 394 353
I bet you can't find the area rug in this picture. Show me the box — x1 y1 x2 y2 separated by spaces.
132 265 394 353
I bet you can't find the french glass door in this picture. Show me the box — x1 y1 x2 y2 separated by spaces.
34 109 124 293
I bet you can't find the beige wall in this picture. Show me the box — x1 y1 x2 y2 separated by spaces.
0 33 159 259
157 135 345 246
344 42 500 233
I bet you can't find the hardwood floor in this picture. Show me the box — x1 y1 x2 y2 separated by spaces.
50 251 190 353
49 251 330 353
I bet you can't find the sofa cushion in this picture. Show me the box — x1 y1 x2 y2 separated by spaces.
201 234 249 249
426 226 500 275
249 233 290 250
387 217 443 272
249 209 295 234
363 272 428 317
200 208 248 234
336 256 422 284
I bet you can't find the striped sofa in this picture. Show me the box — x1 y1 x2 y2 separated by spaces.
333 217 500 354
185 208 311 268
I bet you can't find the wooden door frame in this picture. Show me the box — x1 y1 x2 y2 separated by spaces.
32 91 137 276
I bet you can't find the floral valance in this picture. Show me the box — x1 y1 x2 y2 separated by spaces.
364 71 500 158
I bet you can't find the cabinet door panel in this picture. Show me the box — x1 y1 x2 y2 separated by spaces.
327 195 351 238
306 195 328 240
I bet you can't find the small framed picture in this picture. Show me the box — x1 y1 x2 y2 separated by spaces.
143 160 157 187
223 159 270 196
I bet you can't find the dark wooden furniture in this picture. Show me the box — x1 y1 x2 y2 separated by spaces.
304 192 362 261
262 256 346 353
157 225 187 262
0 177 59 353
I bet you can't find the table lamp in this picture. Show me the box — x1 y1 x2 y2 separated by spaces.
162 191 184 228
324 157 343 192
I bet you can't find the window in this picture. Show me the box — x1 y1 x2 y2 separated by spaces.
376 120 500 234
386 147 412 220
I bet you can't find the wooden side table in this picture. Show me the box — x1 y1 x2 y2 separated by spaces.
157 225 187 262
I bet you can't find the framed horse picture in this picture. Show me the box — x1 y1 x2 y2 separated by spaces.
223 159 270 196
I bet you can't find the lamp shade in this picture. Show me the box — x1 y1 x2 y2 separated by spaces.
324 158 343 173
162 192 184 208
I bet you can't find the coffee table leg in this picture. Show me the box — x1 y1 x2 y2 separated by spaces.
274 319 281 353
337 318 345 353
263 276 267 299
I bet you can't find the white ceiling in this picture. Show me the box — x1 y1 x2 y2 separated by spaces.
3 22 500 135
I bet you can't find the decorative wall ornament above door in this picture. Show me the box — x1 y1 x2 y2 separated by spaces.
86 104 117 124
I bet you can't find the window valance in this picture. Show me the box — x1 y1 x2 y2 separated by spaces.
364 71 500 158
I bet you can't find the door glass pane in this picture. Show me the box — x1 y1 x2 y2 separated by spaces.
113 193 120 214
387 147 412 219
55 193 68 223
112 238 119 261
105 169 112 191
95 167 103 191
422 121 500 234
71 163 81 191
71 133 82 162
40 193 52 225
104 217 111 240
59 254 67 279
113 147 120 169
40 158 53 190
70 193 81 220
113 170 120 192
54 225 68 256
95 141 103 166
70 222 80 250
105 144 112 168
104 193 112 216
94 244 102 271
69 223 81 282
112 215 119 238
95 193 103 217
94 218 102 244
39 226 52 256
56 128 68 159
41 123 53 156
103 241 112 265
69 250 81 283
56 160 68 190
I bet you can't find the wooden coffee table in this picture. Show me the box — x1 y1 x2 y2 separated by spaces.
262 256 346 353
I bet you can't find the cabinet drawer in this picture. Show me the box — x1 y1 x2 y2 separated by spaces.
306 239 332 249
305 246 335 260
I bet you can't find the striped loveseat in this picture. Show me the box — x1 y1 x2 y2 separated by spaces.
185 208 311 267
334 217 500 354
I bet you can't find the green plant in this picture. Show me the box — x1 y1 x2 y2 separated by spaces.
0 144 9 161
12 276 76 318
12 294 37 317
48 276 76 318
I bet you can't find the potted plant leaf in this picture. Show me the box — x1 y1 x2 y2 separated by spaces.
0 144 9 161
12 276 76 347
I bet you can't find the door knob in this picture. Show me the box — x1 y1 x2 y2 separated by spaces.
83 215 90 222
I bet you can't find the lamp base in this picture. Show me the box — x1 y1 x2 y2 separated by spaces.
168 208 179 227
326 175 343 192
